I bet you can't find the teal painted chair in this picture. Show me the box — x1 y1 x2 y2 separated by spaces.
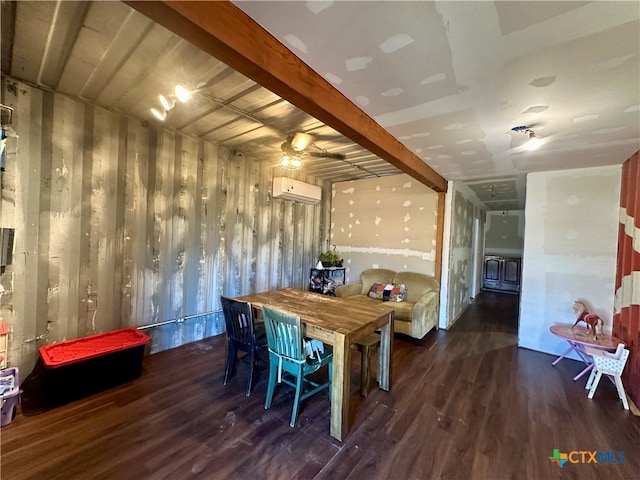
262 306 333 427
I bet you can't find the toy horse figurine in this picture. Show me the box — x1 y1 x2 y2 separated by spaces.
572 300 604 341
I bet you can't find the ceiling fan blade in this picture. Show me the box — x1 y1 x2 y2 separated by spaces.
290 132 313 151
307 151 346 160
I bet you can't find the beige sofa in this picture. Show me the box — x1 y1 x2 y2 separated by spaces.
335 269 440 339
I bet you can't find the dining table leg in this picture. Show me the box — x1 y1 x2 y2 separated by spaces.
378 311 393 390
330 331 350 442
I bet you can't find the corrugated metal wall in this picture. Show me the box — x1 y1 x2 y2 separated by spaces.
1 77 327 376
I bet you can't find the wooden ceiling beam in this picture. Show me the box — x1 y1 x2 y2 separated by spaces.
124 0 447 192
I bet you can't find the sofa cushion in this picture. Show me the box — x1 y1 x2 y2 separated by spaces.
359 269 396 295
393 271 439 303
339 294 412 322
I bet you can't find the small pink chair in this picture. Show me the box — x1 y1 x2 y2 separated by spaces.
584 343 629 410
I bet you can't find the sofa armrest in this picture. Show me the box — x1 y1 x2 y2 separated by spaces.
410 290 440 338
335 281 363 298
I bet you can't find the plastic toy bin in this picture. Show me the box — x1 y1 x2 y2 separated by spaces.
1 367 20 426
39 328 150 406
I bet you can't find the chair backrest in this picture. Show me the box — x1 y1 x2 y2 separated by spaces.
221 296 256 346
593 345 630 375
262 306 305 362
607 343 626 359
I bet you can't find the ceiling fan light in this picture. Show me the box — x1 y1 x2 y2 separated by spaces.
512 125 542 151
525 133 542 151
150 107 166 121
280 155 303 169
175 85 190 103
159 94 175 111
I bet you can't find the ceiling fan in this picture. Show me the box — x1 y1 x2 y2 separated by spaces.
280 132 346 160
510 124 544 151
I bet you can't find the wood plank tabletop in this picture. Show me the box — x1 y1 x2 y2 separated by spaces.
238 288 392 341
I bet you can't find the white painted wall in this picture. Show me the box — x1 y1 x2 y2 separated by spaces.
519 166 621 359
485 210 524 257
330 174 439 283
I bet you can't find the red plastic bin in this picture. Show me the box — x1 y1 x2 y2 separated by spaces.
39 328 150 406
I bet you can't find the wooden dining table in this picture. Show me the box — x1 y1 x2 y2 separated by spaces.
236 288 394 441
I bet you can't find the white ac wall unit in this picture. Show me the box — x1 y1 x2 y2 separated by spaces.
272 177 321 204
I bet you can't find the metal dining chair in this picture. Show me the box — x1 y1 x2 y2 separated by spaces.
261 306 333 427
220 296 268 396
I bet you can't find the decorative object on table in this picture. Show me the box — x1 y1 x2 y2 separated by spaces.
571 300 604 340
315 260 324 270
261 305 333 427
584 343 630 410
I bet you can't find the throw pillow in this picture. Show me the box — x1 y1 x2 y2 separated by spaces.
386 283 407 302
368 282 384 299
368 283 407 302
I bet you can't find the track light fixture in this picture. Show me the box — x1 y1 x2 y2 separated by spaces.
159 94 175 111
150 84 194 122
150 108 166 121
174 85 190 103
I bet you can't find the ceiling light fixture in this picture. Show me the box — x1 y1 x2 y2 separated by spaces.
150 107 167 121
280 155 303 169
159 94 175 111
151 84 194 122
511 125 542 151
174 85 191 103
525 134 542 151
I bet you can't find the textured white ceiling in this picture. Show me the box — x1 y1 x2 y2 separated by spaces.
2 1 638 211
234 0 640 206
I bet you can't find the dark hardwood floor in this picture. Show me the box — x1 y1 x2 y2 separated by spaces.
2 291 639 479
